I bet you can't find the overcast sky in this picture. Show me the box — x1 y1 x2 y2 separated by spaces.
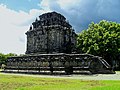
0 0 120 54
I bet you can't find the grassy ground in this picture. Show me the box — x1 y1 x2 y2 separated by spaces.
0 73 120 90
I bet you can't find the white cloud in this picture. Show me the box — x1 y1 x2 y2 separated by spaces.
40 0 51 11
0 4 47 54
40 0 120 32
57 0 81 10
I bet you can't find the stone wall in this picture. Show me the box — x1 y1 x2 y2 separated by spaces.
5 54 115 74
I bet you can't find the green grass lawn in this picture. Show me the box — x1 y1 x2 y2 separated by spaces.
0 73 120 90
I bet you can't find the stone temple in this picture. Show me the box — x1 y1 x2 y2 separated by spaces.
4 12 115 74
26 12 77 54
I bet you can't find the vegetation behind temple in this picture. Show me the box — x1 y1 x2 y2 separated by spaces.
77 20 120 69
0 53 17 67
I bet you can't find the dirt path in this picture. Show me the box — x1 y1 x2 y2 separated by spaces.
0 72 120 80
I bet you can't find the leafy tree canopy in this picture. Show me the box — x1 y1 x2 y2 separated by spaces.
77 20 120 66
0 53 17 66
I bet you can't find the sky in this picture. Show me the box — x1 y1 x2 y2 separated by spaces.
0 0 120 54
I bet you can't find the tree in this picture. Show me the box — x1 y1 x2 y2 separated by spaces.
77 20 120 69
0 53 17 67
0 53 7 66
